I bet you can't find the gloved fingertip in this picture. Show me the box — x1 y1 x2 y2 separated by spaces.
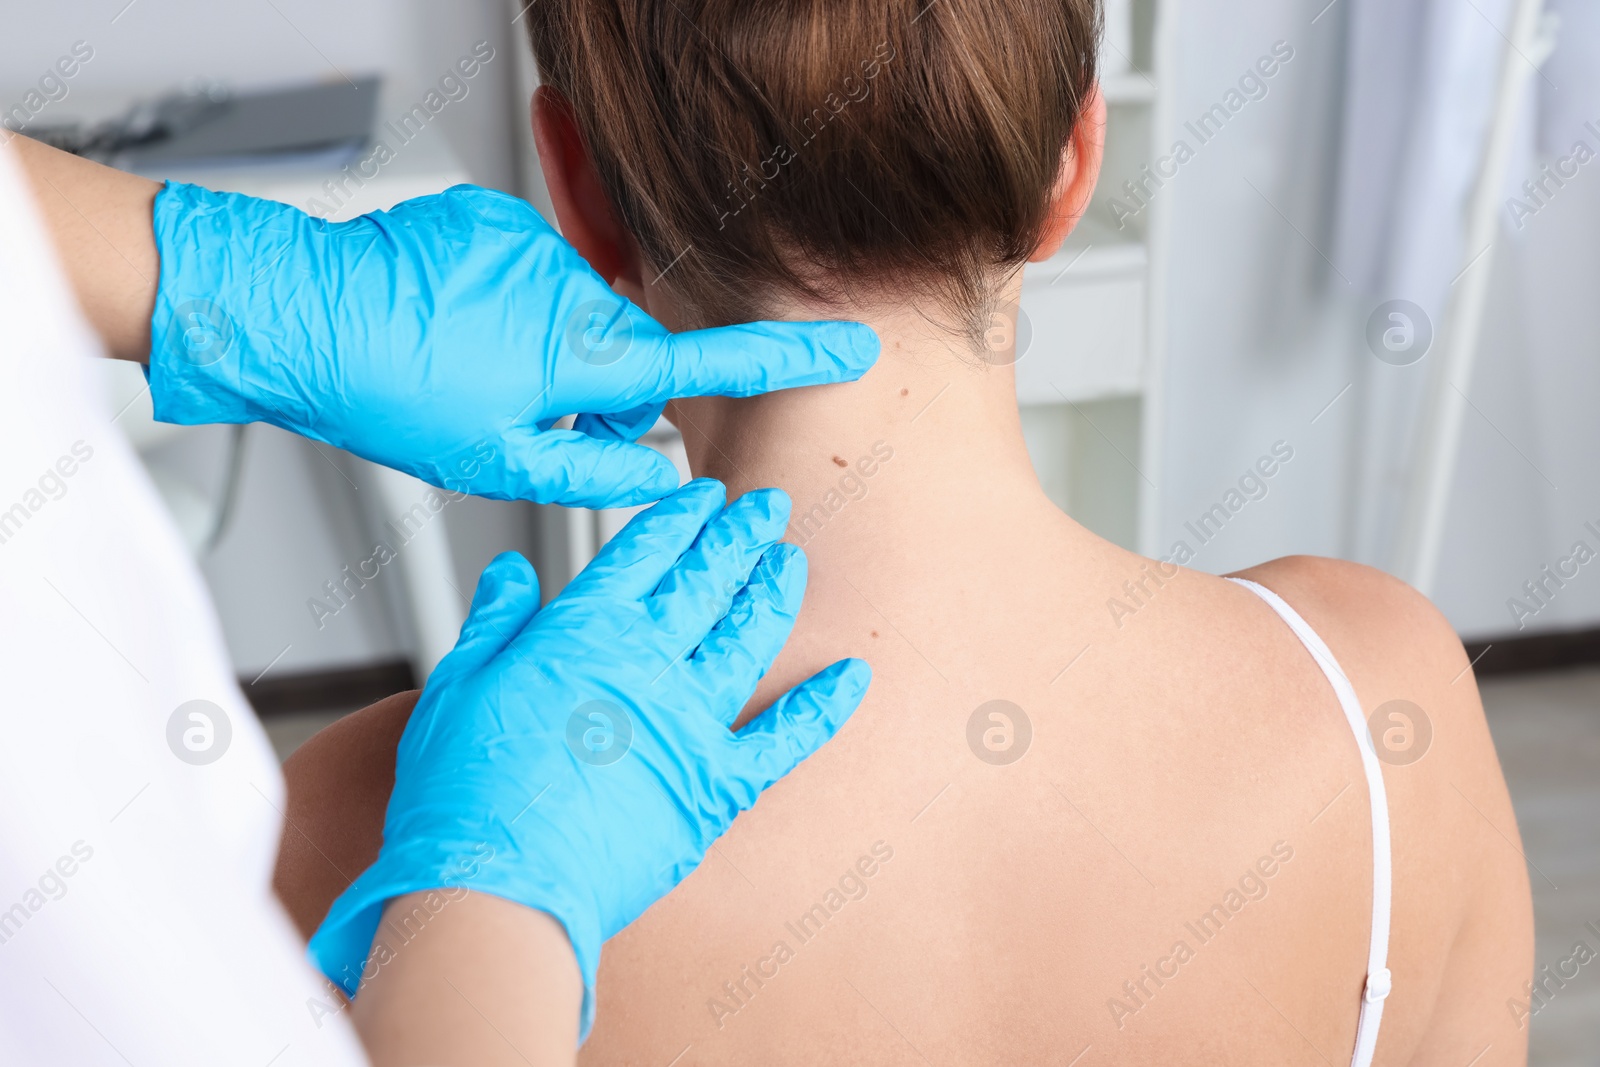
572 412 611 440
601 473 721 515
598 458 678 505
841 655 873 690
574 401 666 443
736 486 791 530
646 459 683 495
740 657 871 777
485 549 536 577
760 486 793 520
471 552 537 611
753 541 807 598
756 538 803 570
682 476 726 499
812 657 873 715
649 477 724 514
446 553 543 672
569 447 682 509
824 320 882 375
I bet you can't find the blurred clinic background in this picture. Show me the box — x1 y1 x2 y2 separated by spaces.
6 0 1599 1059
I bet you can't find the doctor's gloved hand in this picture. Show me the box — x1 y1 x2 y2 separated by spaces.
307 480 870 1040
144 183 878 508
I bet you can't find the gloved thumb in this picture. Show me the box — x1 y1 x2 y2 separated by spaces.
499 427 681 508
574 401 667 443
435 552 542 679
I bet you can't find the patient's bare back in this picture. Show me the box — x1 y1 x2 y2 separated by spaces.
574 553 1530 1066
275 549 1531 1066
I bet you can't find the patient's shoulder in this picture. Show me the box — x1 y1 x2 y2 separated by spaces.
1222 554 1513 831
1227 554 1471 692
1223 561 1531 1040
1230 554 1444 633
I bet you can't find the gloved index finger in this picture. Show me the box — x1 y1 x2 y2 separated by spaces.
552 312 881 416
648 488 791 639
643 319 881 402
562 478 727 601
692 542 807 722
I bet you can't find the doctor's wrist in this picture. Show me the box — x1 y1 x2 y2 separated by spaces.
146 181 307 429
352 891 584 1067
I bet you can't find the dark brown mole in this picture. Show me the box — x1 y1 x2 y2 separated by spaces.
870 630 880 638
832 455 848 467
900 388 909 397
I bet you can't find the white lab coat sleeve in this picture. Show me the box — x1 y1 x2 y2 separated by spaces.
0 145 369 1064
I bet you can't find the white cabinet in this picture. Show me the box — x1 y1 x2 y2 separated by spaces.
1017 245 1147 405
1018 0 1172 554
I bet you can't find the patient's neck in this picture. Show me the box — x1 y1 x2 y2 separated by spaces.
666 295 1060 558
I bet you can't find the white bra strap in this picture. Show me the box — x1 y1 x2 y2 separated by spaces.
1227 577 1391 1067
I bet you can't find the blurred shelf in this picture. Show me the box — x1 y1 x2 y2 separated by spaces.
26 86 469 217
1016 0 1174 554
1038 237 1149 282
1101 71 1160 105
1018 264 1146 405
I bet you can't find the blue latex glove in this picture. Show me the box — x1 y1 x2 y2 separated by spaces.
308 480 870 1039
146 183 879 507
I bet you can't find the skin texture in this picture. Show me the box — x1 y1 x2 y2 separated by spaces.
277 90 1534 1064
352 892 584 1066
11 135 160 360
276 691 415 941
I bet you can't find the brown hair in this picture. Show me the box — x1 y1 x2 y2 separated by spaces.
525 0 1099 334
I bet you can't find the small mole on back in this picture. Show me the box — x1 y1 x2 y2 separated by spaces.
832 455 848 467
900 388 909 397
870 630 880 638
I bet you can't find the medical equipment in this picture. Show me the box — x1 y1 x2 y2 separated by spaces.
29 77 379 173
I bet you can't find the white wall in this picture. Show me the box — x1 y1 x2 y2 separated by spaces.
4 0 521 191
10 0 1600 677
1158 0 1600 641
1154 0 1354 573
1432 173 1600 639
5 1 399 94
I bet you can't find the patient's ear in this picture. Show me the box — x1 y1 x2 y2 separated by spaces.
532 87 645 292
1030 86 1107 262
